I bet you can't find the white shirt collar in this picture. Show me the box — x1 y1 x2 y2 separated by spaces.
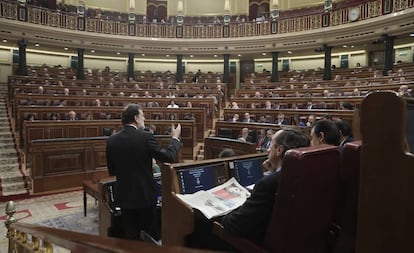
127 124 138 129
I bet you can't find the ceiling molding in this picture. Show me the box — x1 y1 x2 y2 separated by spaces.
0 7 413 56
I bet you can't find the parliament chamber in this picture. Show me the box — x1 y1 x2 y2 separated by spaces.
1 0 414 252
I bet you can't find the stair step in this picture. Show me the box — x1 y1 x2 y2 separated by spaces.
0 143 15 149
0 155 19 161
0 91 29 196
0 171 27 183
0 163 20 172
0 182 29 196
0 150 18 155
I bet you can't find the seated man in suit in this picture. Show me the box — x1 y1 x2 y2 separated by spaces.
310 119 340 146
220 129 310 244
228 113 239 122
334 119 353 150
220 121 340 245
242 112 254 123
275 113 289 125
187 128 310 250
67 110 78 120
238 127 254 143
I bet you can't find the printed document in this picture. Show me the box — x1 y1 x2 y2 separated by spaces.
176 177 251 219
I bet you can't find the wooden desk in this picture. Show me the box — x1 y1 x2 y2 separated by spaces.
29 135 180 193
161 153 268 246
23 119 196 160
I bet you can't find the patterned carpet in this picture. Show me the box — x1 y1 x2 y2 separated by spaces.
0 190 98 252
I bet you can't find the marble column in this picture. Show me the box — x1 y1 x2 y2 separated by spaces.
128 53 135 80
176 54 183 83
383 35 394 76
323 45 332 80
271 51 279 82
77 48 84 80
223 54 230 84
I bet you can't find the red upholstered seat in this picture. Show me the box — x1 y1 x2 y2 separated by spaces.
214 144 341 253
334 141 361 253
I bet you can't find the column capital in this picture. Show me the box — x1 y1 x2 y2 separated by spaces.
17 38 28 46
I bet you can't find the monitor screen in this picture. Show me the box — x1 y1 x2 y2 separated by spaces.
177 162 227 194
103 127 112 136
153 172 162 206
231 157 265 187
218 128 233 138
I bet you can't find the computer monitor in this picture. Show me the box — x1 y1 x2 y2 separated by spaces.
230 157 265 187
218 128 233 138
103 127 112 136
177 162 227 194
153 172 162 206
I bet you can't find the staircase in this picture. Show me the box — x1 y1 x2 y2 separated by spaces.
0 84 29 198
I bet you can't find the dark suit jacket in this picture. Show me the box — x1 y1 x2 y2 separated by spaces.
220 171 280 244
276 118 289 125
239 134 254 143
106 125 181 209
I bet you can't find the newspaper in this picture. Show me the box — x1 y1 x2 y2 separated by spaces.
175 177 251 219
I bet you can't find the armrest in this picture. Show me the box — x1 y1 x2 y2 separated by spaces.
212 222 268 253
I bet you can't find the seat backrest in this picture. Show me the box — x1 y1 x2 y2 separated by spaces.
336 141 362 250
264 144 340 253
357 91 414 253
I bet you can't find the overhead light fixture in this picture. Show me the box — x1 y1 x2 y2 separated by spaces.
190 55 194 58
141 53 145 56
287 50 292 54
350 45 355 48
64 47 68 50
116 52 120 55
2 39 7 43
35 43 40 47
261 52 267 56
166 54 170 57
91 49 95 53
410 32 414 37
213 54 217 58
237 54 241 57
342 45 348 48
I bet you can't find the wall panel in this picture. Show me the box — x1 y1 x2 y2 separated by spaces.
84 57 127 72
27 51 71 67
135 60 176 73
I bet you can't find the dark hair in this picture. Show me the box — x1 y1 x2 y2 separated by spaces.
121 104 141 125
218 148 236 158
274 129 310 157
312 119 340 145
334 120 353 138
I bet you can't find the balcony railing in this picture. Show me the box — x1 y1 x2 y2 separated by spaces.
0 0 413 39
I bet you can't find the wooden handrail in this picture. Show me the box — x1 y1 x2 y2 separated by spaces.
8 222 222 252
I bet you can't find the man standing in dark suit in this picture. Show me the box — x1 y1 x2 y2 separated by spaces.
106 104 181 240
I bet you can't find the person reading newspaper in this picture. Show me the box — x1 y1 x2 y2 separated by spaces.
183 129 310 250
